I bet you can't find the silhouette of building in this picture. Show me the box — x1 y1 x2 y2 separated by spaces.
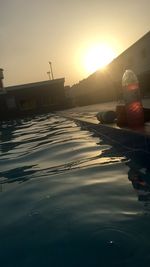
0 73 66 120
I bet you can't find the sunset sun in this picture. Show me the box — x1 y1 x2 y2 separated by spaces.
83 43 116 74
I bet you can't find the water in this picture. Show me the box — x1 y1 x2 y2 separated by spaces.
0 111 150 267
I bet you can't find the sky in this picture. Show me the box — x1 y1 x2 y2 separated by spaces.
0 0 150 87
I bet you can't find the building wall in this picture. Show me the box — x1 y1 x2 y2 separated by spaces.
0 78 66 119
7 82 65 110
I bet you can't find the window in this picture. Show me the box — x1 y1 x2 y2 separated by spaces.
19 99 36 111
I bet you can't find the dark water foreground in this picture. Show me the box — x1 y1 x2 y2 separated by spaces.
0 113 150 267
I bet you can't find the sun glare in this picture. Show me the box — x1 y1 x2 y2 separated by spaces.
83 43 116 74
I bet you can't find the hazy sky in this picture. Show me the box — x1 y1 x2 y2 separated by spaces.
0 0 150 87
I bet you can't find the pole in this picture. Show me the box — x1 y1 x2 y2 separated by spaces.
47 71 51 80
49 61 54 80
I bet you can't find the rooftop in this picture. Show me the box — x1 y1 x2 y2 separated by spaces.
5 78 65 91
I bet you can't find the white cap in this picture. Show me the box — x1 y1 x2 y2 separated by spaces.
122 69 138 87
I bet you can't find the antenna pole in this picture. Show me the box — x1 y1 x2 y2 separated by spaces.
49 61 54 80
47 71 51 80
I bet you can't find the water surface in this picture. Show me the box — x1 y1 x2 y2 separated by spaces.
0 113 150 266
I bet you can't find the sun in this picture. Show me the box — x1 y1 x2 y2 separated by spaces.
83 43 116 74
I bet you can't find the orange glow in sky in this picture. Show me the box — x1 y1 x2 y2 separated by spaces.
83 43 116 74
76 41 117 77
0 1 149 86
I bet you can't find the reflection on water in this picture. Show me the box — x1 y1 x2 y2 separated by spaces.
0 114 121 185
0 113 150 266
127 152 150 213
78 120 150 212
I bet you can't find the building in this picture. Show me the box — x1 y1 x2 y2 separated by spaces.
70 31 150 105
0 69 66 120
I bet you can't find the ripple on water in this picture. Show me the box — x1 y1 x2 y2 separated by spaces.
0 113 150 266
